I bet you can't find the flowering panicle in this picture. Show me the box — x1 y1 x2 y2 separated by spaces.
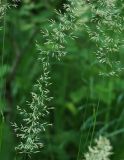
83 136 113 160
13 0 88 155
41 0 89 60
12 46 53 154
85 0 124 76
0 0 20 15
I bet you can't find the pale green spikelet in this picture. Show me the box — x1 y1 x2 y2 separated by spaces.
83 136 113 160
12 46 53 154
13 0 88 155
85 0 124 76
41 0 89 60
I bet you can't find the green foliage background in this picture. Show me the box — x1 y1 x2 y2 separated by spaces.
0 0 124 159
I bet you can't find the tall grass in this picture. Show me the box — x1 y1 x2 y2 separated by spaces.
0 0 123 159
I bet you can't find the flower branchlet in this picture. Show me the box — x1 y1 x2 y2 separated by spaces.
85 0 124 76
13 0 88 155
83 136 113 160
41 0 89 60
12 46 53 154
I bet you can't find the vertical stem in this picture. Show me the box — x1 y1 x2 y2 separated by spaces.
0 112 4 153
77 98 89 160
90 99 100 146
24 153 29 160
0 0 6 153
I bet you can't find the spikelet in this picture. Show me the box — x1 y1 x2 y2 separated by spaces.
12 47 53 154
85 0 124 76
83 136 113 160
13 0 88 155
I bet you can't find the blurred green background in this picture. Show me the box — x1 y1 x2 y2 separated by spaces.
0 0 124 160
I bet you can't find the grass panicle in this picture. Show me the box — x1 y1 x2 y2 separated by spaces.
83 136 113 160
85 0 124 76
13 0 88 155
12 47 52 154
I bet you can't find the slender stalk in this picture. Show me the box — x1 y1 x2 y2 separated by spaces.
90 99 100 146
0 0 6 153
